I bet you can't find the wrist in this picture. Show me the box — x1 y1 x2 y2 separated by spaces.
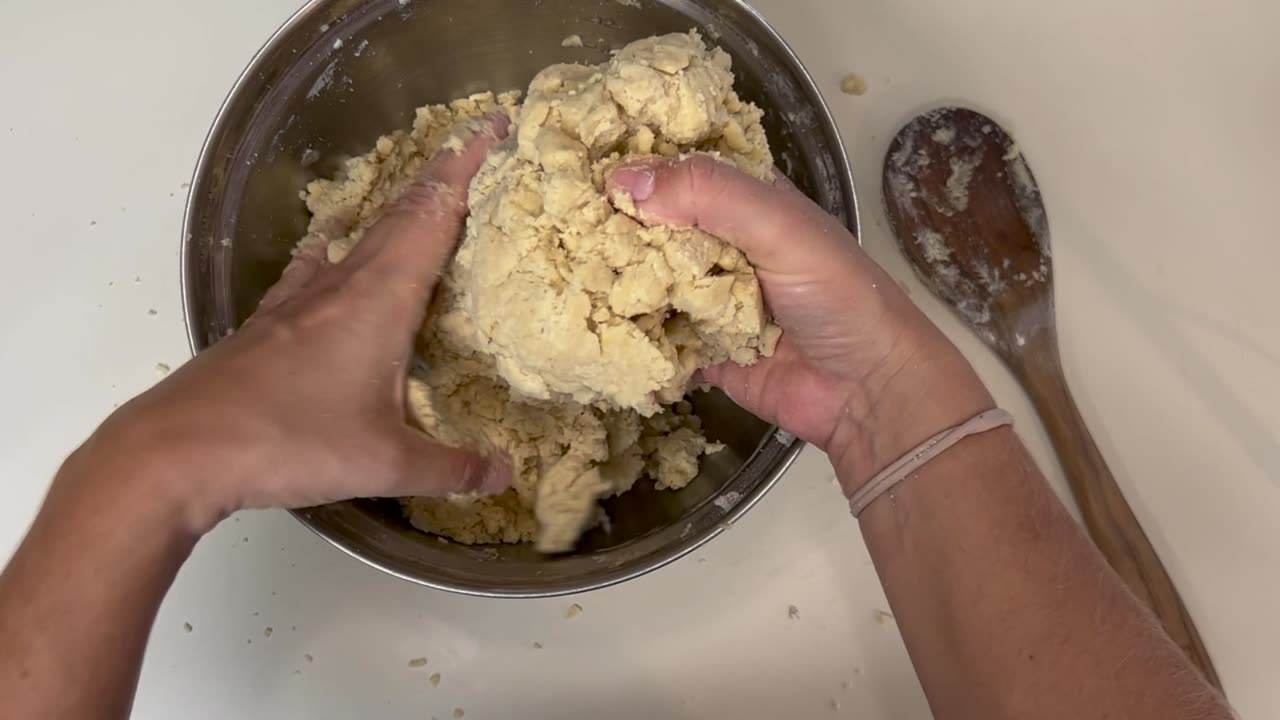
50 446 211 553
65 415 240 537
828 345 994 499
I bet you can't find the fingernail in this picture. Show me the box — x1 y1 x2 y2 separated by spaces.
612 165 656 202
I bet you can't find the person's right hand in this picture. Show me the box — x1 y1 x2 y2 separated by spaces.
608 156 994 493
69 115 513 536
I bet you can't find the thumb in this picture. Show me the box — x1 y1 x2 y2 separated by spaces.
388 427 513 498
606 155 856 276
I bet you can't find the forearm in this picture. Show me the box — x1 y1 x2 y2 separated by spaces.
0 438 202 720
847 425 1229 719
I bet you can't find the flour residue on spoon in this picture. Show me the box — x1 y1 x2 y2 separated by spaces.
945 155 979 212
885 123 993 332
905 225 992 329
883 110 1041 339
883 107 1058 354
915 228 952 264
1003 142 1051 257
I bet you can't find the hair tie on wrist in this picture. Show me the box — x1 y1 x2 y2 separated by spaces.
848 409 1015 518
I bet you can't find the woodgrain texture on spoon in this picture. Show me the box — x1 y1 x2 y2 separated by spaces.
882 107 1221 689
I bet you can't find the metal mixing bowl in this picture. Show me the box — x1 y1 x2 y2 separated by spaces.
182 0 858 597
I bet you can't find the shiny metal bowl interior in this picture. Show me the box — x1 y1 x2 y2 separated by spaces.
182 0 858 597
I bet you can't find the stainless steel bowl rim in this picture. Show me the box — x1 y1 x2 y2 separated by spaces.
299 437 804 598
181 0 858 598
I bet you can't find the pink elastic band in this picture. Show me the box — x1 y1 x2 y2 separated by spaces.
848 408 1015 517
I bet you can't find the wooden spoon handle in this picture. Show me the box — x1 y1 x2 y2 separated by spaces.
1015 343 1222 690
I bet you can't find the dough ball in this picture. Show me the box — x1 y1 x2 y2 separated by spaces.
455 31 780 417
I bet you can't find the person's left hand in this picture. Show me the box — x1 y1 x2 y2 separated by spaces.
73 115 513 535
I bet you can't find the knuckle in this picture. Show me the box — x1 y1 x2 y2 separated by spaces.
685 154 724 189
684 154 734 214
396 174 465 217
371 178 465 247
336 263 384 299
272 285 353 335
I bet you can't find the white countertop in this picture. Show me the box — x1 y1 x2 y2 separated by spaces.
2 1 1277 718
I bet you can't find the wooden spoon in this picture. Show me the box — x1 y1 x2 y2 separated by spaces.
882 107 1221 689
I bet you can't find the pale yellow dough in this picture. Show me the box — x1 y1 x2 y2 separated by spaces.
299 31 779 552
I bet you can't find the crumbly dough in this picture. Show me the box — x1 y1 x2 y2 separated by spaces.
455 31 777 417
299 31 778 552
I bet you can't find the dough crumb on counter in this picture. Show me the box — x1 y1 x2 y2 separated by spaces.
300 31 780 553
408 657 428 668
565 603 584 619
429 672 442 687
840 73 868 96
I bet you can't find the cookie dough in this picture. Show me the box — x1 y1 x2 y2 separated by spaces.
299 31 778 552
456 31 777 416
